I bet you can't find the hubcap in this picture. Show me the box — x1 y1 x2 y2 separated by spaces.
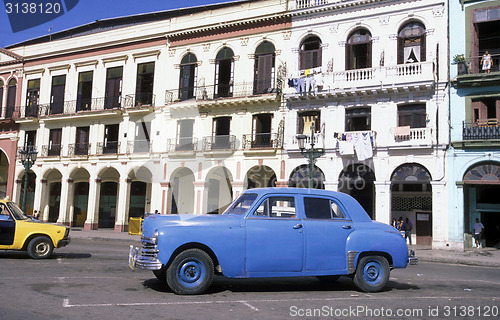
177 259 205 287
363 261 382 284
35 242 49 255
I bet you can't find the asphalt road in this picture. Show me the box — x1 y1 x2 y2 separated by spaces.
0 238 499 320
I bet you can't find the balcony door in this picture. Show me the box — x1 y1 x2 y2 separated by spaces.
50 75 66 115
48 128 62 156
25 79 40 117
254 41 275 94
215 47 234 98
75 127 90 155
6 79 17 118
472 98 500 124
397 21 426 64
77 71 93 112
177 120 194 151
104 124 119 154
105 67 122 109
252 114 272 148
134 121 151 153
212 117 231 149
346 29 372 70
179 53 197 101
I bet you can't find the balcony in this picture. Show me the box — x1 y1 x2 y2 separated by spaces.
96 141 120 155
285 62 435 101
290 0 329 10
463 120 500 140
68 143 91 157
35 97 122 117
453 54 500 88
165 81 279 107
393 127 433 148
167 137 199 154
41 144 62 157
242 133 281 150
123 93 155 108
127 140 151 154
202 135 237 152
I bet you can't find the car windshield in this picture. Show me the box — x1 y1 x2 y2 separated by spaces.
6 202 29 220
223 193 258 215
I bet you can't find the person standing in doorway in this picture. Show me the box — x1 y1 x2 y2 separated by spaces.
405 218 413 245
473 218 485 248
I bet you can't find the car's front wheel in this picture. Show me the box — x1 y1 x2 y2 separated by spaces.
166 248 214 295
353 256 390 292
27 236 54 259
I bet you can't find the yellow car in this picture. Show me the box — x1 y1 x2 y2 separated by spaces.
0 199 70 259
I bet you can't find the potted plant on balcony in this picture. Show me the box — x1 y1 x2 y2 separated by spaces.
453 54 468 75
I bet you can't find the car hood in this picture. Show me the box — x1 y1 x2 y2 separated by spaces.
142 214 241 236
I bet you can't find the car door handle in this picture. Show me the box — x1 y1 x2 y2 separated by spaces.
293 224 303 229
343 225 352 229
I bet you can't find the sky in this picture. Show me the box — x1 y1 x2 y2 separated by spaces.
1 0 232 48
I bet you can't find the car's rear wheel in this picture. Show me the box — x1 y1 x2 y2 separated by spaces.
27 236 54 259
166 249 214 295
353 256 390 292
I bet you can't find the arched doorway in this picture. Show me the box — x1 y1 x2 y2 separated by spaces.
463 162 500 248
288 164 325 189
205 167 233 214
169 167 195 214
391 163 432 245
245 165 276 189
98 168 119 228
339 163 375 219
70 168 90 227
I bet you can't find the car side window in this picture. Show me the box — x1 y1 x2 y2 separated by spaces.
304 197 345 219
0 204 10 220
254 197 296 218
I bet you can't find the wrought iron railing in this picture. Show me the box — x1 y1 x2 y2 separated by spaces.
242 133 281 149
41 144 62 157
68 143 91 156
96 141 120 155
123 93 155 108
127 140 152 154
167 137 199 152
202 135 236 151
463 120 500 140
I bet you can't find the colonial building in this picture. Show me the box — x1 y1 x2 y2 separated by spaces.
283 0 449 247
2 0 453 250
449 0 500 249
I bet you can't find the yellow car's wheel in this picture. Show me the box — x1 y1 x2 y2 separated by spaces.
27 236 54 259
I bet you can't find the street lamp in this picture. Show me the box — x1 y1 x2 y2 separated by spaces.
19 144 37 213
296 122 325 188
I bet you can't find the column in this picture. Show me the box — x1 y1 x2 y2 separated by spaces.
33 174 44 216
231 181 244 200
39 179 48 221
160 182 170 214
85 176 101 231
430 181 447 249
193 181 205 214
115 177 131 232
57 172 71 225
450 182 465 250
374 180 391 224
324 181 339 192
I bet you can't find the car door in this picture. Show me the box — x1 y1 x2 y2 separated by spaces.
245 195 303 273
302 196 354 272
0 203 15 246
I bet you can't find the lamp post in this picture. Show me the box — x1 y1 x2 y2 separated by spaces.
296 122 325 188
19 144 37 213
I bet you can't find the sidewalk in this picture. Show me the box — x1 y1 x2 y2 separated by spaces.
69 228 500 268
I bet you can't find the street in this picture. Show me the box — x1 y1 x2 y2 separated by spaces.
0 238 499 320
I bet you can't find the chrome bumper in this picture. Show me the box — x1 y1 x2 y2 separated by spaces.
129 244 162 271
408 249 418 265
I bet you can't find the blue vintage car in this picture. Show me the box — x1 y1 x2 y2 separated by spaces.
129 188 417 295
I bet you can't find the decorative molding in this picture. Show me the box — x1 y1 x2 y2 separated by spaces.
168 48 176 57
209 59 216 64
74 60 99 68
321 43 329 50
426 29 435 36
48 64 71 73
389 34 398 41
329 24 339 33
432 6 445 17
282 31 291 41
248 53 255 59
202 43 211 52
234 55 240 62
174 64 181 69
379 15 390 25
338 41 347 48
102 55 128 65
275 49 282 56
23 68 45 76
133 50 161 60
240 37 249 46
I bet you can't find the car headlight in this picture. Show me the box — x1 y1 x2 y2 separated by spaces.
152 230 159 245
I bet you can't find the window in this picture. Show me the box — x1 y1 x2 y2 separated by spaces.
472 97 500 124
75 127 90 155
304 197 345 219
77 71 93 111
300 36 322 70
470 6 500 73
398 22 426 64
176 119 194 151
212 117 231 149
346 29 372 70
252 113 273 148
50 75 66 114
345 107 371 131
254 196 296 218
297 111 320 134
103 124 119 154
398 104 426 128
25 79 40 117
135 121 151 153
215 47 234 98
24 130 36 149
105 66 123 109
48 128 62 156
136 62 155 105
223 193 257 215
179 53 197 101
6 78 17 118
254 41 276 94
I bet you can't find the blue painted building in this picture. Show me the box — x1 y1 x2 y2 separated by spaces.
448 0 500 249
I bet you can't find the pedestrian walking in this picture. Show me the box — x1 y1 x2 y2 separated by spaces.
405 218 413 245
472 218 484 248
